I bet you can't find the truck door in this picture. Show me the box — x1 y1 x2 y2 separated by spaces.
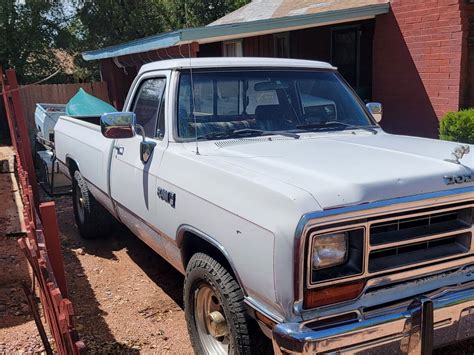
109 72 169 257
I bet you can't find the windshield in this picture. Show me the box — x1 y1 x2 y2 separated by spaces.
177 70 375 139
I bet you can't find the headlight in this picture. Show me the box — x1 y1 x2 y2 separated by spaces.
312 232 348 269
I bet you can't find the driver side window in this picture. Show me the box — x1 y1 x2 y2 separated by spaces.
132 78 166 139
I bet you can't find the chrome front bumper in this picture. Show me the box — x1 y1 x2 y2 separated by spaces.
273 283 474 354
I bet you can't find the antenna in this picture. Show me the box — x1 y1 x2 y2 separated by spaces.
185 0 199 156
188 43 199 155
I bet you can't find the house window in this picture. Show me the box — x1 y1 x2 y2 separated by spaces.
223 40 243 57
274 33 290 58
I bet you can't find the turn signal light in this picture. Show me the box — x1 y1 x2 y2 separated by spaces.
303 280 365 309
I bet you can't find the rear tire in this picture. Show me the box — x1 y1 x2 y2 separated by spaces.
184 253 270 355
72 170 113 239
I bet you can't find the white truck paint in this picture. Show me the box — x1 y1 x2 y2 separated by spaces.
54 58 474 354
35 103 66 141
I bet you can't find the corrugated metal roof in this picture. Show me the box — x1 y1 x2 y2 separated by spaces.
210 0 389 25
83 1 390 61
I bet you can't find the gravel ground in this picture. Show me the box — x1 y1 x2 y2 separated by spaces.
53 195 193 354
0 237 47 355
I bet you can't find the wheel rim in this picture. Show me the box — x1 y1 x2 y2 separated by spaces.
194 284 232 354
75 186 85 224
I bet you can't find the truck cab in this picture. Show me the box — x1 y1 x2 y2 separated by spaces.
54 58 474 354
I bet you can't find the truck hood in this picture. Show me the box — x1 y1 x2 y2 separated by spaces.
205 131 474 209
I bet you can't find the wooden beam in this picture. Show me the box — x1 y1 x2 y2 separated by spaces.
2 68 39 206
40 201 68 298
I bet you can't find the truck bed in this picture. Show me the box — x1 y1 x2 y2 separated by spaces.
54 115 114 211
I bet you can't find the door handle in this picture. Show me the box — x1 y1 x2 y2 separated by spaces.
114 145 124 155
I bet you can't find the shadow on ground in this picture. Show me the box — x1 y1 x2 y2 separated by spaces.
0 146 31 329
0 236 32 329
50 193 188 353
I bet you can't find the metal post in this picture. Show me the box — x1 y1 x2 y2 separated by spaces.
4 68 39 206
21 281 54 355
40 201 68 298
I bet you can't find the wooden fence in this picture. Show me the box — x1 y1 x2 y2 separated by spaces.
19 81 110 133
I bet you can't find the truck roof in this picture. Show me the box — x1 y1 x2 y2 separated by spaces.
139 57 336 73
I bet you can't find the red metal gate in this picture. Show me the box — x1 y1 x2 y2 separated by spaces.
1 67 85 354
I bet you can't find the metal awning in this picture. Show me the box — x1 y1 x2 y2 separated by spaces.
82 2 389 61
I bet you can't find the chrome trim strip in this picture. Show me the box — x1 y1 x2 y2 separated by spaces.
244 296 285 324
363 256 474 291
275 282 474 354
369 228 472 251
113 200 178 246
366 203 472 227
294 187 474 313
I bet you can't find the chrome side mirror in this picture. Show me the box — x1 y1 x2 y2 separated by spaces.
135 124 156 164
366 102 383 123
100 112 136 139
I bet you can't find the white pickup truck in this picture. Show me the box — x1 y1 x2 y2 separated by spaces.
54 58 474 354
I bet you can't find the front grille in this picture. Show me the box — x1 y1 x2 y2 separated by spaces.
368 205 473 273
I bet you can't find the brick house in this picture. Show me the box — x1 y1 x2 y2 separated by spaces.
83 0 474 138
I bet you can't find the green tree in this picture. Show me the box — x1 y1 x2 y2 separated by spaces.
0 0 70 84
0 0 251 84
75 1 168 49
162 0 249 29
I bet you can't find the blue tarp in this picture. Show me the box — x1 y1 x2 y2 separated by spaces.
66 88 117 117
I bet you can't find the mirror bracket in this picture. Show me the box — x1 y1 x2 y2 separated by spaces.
135 124 146 142
140 140 156 164
135 124 156 164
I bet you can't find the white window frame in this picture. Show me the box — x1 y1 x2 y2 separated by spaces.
222 40 243 57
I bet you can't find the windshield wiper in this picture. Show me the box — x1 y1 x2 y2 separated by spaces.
296 121 378 134
197 128 299 140
232 128 300 139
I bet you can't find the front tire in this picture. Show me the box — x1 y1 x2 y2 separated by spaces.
72 170 113 239
184 253 267 355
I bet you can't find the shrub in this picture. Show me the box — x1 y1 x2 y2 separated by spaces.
439 109 474 144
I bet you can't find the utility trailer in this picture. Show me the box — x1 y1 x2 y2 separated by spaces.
34 103 71 196
33 92 117 196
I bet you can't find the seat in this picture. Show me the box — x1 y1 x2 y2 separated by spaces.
254 105 294 131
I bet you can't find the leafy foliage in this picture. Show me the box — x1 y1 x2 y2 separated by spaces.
162 0 249 29
0 0 250 84
75 1 168 49
0 0 69 83
439 109 474 144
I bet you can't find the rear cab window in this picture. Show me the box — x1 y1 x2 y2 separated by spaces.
132 78 167 139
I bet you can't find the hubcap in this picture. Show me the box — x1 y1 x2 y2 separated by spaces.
195 285 231 354
207 311 227 338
